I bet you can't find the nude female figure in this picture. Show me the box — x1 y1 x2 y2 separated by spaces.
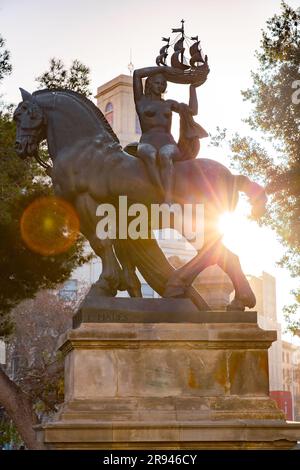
133 66 207 204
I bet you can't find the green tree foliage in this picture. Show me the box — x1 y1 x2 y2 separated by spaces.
0 38 93 447
0 148 87 336
229 2 300 330
0 35 12 82
36 58 92 97
0 43 91 338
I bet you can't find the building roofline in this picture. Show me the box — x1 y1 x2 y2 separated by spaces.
95 74 133 99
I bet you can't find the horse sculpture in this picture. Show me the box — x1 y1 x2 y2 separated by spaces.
14 88 267 311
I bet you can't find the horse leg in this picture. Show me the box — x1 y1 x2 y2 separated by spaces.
114 241 142 297
163 240 219 298
164 239 255 311
82 235 122 297
216 244 256 310
75 193 124 296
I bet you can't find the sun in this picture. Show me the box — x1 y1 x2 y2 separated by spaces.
219 211 244 242
217 200 281 277
218 209 259 274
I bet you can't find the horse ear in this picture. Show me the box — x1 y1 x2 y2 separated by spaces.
19 88 33 101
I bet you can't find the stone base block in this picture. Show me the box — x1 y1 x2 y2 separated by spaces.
39 310 300 449
39 420 300 449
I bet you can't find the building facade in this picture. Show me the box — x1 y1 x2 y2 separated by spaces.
282 340 300 420
248 272 283 391
95 74 141 148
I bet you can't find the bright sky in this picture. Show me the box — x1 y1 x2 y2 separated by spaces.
1 0 299 333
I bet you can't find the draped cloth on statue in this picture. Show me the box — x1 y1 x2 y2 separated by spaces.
177 103 208 161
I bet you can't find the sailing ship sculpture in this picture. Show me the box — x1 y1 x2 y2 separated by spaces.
156 20 207 72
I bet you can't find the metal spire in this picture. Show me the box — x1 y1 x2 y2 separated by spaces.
128 48 134 76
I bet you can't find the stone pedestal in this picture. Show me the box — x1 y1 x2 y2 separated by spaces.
38 299 300 449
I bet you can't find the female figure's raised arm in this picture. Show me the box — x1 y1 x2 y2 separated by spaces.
133 61 209 103
189 84 198 116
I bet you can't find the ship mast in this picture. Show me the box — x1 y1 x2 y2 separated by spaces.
171 19 189 70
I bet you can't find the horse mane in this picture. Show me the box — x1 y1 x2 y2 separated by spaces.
33 88 120 143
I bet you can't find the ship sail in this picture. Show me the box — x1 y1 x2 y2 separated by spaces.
189 37 205 67
173 37 184 52
171 50 190 70
156 38 169 66
171 37 189 70
160 45 169 55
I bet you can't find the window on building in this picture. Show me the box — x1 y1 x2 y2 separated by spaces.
59 279 78 301
105 102 114 127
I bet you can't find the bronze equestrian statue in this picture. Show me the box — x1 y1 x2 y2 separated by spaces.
13 24 267 311
13 85 266 311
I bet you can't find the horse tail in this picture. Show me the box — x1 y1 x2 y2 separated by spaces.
234 175 267 217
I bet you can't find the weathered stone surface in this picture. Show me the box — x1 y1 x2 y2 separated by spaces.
59 321 276 350
38 420 300 449
72 350 117 399
116 349 228 397
40 319 300 449
54 396 284 423
228 351 269 396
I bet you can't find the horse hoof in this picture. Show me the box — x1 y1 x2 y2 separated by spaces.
88 280 117 298
128 288 142 298
226 299 245 311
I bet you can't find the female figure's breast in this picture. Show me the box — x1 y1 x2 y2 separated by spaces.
138 100 172 132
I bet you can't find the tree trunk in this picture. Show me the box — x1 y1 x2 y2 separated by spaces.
0 366 45 449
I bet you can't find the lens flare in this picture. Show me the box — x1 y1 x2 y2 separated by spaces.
20 196 80 256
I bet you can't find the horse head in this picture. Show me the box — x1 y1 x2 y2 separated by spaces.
14 88 47 159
